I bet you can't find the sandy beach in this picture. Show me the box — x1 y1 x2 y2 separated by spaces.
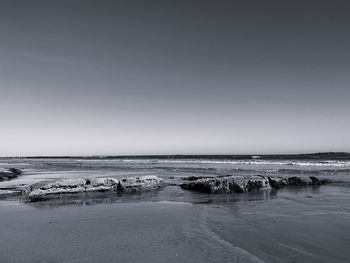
1 183 350 263
0 200 263 263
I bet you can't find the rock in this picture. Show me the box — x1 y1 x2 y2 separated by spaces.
268 177 288 189
0 168 23 181
180 175 271 194
7 168 22 175
118 176 164 193
287 176 312 186
180 175 328 194
23 173 329 201
309 176 322 185
24 175 164 202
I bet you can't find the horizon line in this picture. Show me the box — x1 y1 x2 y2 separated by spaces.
1 151 349 159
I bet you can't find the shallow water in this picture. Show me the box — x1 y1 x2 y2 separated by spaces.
1 157 350 262
1 157 350 195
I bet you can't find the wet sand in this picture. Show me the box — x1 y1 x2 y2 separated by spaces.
0 200 262 263
1 185 350 263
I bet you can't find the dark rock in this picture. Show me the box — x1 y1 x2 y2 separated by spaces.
320 179 332 184
180 176 270 194
180 175 330 194
8 168 23 175
268 177 288 189
0 168 23 181
287 177 311 186
309 176 322 185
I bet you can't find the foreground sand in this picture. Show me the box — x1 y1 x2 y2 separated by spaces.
1 185 350 263
0 200 263 263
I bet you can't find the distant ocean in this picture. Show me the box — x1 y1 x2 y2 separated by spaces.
1 153 350 196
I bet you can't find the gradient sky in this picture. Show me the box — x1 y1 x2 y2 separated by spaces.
0 0 349 156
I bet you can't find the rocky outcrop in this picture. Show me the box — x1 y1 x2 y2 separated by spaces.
23 173 330 202
266 176 325 188
0 168 23 181
267 177 288 189
117 176 164 193
180 175 328 194
180 175 271 194
24 175 164 202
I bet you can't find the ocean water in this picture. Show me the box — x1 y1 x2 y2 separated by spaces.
0 157 350 262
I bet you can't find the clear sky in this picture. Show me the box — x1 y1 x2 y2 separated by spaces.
0 0 349 156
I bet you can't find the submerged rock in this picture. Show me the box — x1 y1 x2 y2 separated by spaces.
0 168 23 181
181 175 327 194
24 175 164 202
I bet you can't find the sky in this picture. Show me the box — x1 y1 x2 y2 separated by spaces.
0 0 349 156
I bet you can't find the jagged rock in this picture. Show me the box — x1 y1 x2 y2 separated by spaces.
24 175 164 202
118 176 164 193
180 175 271 194
287 176 312 186
180 175 328 194
23 173 329 201
268 177 288 189
7 168 22 175
309 176 322 185
0 168 23 181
